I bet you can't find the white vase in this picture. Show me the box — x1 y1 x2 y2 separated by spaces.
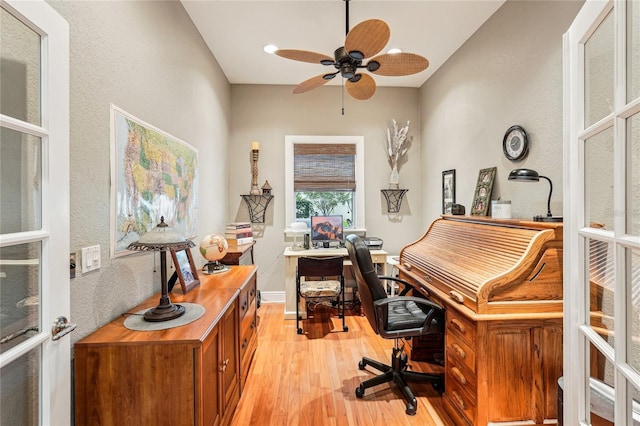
389 166 399 189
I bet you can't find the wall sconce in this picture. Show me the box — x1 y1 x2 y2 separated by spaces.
508 169 563 222
127 216 195 322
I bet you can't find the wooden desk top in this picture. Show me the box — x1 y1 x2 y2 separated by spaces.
75 265 257 346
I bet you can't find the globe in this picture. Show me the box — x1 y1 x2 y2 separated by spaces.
199 234 229 274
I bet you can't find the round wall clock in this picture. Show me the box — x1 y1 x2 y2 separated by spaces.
503 125 529 161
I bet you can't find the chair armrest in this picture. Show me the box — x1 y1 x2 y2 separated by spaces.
377 275 415 296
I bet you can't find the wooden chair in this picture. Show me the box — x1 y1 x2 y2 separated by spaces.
296 256 348 334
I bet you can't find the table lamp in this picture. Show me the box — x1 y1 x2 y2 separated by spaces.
508 169 563 222
127 216 195 322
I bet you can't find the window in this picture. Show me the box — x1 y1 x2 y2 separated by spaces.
285 135 364 229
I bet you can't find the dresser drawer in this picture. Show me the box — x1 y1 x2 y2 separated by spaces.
446 333 475 373
446 310 476 347
240 300 256 360
446 354 477 403
444 378 476 426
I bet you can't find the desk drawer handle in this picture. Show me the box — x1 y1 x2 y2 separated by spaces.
452 390 466 410
450 318 466 334
449 290 464 304
220 358 230 372
451 366 467 385
451 343 466 359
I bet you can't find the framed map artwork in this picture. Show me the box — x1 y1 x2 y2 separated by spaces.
110 104 198 257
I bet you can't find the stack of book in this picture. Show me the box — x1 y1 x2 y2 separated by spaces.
224 222 253 245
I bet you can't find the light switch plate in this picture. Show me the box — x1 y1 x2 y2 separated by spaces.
81 245 101 273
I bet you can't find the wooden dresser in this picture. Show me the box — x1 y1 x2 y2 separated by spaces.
74 266 257 426
220 241 255 265
399 216 563 426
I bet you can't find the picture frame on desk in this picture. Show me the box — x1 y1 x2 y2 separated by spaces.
442 169 456 214
170 248 200 293
471 167 496 216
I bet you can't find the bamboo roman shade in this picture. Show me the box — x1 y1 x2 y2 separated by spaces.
294 144 356 191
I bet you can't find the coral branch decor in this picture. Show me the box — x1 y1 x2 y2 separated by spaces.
385 119 411 189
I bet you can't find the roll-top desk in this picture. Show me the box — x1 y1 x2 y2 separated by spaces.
399 216 563 426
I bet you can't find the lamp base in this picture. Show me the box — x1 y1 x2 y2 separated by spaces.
143 302 186 322
533 215 563 223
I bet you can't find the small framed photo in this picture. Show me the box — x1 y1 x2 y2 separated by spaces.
471 167 497 216
442 169 456 214
170 248 200 293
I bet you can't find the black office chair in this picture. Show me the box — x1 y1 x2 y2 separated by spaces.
296 256 348 335
345 234 444 415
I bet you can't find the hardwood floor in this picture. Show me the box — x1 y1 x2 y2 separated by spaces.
230 303 455 426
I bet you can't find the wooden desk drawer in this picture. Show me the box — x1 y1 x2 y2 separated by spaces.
444 379 476 426
446 310 476 347
240 301 256 360
446 354 477 403
446 334 475 374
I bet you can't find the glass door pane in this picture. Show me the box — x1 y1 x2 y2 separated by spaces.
585 10 614 128
0 128 42 234
0 7 41 126
585 128 614 229
629 113 640 236
628 0 639 102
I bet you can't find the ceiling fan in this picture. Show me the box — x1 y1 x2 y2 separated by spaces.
275 0 429 100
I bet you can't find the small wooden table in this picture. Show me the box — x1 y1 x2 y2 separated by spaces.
221 240 255 265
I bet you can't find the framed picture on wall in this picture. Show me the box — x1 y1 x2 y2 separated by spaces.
471 167 497 216
442 169 456 214
170 248 200 293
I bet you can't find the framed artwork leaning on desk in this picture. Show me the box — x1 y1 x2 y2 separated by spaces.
171 248 200 293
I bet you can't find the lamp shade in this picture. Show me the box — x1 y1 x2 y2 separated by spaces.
127 216 194 252
508 168 540 182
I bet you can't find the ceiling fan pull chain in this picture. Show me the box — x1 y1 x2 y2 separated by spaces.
341 79 345 116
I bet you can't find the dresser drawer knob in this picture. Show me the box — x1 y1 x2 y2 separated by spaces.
452 390 466 410
219 358 230 372
450 318 466 334
451 366 467 385
451 343 466 359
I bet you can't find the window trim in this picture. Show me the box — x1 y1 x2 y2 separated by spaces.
285 135 365 229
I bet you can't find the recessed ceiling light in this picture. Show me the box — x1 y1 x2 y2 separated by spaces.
387 48 402 54
263 44 278 54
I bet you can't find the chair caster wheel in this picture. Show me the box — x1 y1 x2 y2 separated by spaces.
343 326 349 332
355 386 364 398
358 360 365 370
297 328 303 334
405 403 416 416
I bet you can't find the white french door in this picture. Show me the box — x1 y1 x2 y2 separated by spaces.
0 0 70 424
564 0 640 424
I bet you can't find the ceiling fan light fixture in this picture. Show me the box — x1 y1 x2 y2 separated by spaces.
323 73 338 80
366 61 380 72
320 59 335 66
349 74 362 83
348 50 364 60
263 44 278 54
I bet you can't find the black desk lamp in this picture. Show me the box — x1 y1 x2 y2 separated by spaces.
127 216 195 322
508 169 563 222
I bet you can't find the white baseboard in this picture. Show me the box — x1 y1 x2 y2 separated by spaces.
259 290 285 304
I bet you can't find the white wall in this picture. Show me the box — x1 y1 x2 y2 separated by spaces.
229 85 424 293
48 0 231 343
419 0 584 223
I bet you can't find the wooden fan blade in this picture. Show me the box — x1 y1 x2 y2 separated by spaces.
344 19 390 59
292 74 331 94
346 73 376 100
369 53 429 76
275 49 334 65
